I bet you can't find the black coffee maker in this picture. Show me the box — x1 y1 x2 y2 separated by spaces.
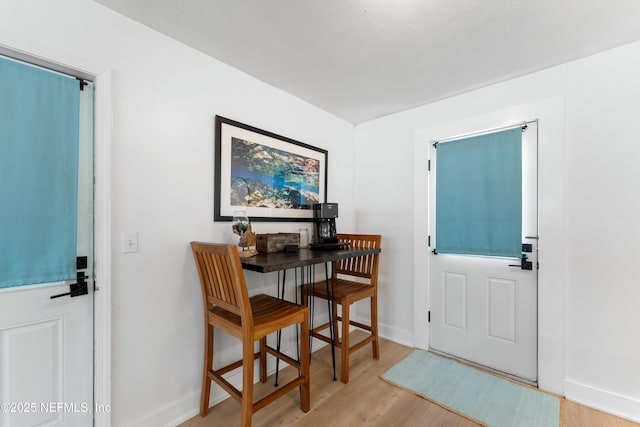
313 203 338 244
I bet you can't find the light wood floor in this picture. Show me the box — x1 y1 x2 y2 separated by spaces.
180 333 639 427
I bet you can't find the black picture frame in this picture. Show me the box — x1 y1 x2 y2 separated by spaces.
214 116 328 222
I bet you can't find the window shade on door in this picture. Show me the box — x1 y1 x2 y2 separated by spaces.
435 127 522 258
0 56 80 288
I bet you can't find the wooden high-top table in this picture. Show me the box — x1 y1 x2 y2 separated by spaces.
240 246 381 274
240 246 382 381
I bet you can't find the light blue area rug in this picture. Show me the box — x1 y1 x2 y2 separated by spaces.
382 350 560 427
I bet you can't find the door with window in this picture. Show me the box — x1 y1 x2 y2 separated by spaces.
428 122 538 382
0 56 94 426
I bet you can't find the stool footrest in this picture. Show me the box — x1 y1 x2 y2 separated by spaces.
264 345 300 369
310 331 333 345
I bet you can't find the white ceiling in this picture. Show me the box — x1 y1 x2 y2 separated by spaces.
94 0 640 124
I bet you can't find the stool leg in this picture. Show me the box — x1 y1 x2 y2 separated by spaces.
333 300 338 341
200 323 213 416
299 313 311 412
259 337 267 383
325 263 337 381
241 339 254 427
275 270 286 386
341 299 350 384
371 295 380 359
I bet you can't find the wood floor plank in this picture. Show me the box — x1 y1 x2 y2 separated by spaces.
562 399 639 427
179 333 639 427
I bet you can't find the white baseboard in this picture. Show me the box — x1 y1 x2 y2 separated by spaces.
123 343 303 427
121 389 200 427
122 371 244 427
378 323 414 348
565 379 640 423
124 321 413 427
351 314 414 348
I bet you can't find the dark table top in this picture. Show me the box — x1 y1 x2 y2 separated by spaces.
240 246 381 273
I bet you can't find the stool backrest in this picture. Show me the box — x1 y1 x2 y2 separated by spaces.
334 234 381 285
191 242 252 323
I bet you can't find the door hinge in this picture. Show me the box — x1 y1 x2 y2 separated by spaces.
428 159 431 171
428 310 431 323
428 235 431 247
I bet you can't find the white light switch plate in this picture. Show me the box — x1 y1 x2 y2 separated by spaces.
122 232 139 253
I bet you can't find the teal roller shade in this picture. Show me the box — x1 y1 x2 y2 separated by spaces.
435 128 522 258
0 56 80 288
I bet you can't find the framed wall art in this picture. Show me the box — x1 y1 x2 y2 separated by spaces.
214 116 328 222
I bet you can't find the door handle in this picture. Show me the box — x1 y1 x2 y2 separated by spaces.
509 254 533 271
50 273 89 299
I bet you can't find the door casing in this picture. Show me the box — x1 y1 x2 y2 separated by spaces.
412 97 567 396
427 122 538 383
0 45 114 427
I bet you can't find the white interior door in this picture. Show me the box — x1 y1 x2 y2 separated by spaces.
428 122 538 382
0 56 94 426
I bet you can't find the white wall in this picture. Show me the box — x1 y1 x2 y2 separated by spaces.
0 1 355 425
4 0 640 423
355 41 640 421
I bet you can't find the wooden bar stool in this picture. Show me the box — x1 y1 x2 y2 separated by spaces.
191 242 310 427
302 234 381 383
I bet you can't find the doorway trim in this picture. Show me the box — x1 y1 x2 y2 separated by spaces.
0 43 113 426
94 69 113 427
412 97 566 396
